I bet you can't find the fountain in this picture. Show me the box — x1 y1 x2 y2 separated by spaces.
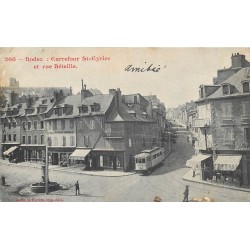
30 165 60 193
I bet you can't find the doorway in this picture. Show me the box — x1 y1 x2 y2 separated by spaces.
52 153 59 165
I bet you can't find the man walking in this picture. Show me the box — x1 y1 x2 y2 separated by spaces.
183 185 189 202
75 180 80 195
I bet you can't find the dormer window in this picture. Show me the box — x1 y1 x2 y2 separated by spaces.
222 84 229 95
243 81 250 93
79 105 88 113
42 99 47 104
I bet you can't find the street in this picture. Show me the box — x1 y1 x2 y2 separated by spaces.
1 128 250 202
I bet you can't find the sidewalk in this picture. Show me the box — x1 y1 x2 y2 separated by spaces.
183 168 250 193
0 159 136 177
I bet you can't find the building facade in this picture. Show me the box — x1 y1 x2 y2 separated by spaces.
194 67 250 184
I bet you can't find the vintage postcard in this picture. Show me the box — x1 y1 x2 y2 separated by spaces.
0 47 250 202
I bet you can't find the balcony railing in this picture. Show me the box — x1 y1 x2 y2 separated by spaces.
103 131 124 138
196 140 213 150
193 118 210 128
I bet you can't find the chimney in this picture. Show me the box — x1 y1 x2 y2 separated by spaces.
69 86 72 95
10 91 19 106
81 80 91 101
109 88 122 109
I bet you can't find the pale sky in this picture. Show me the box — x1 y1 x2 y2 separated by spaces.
1 48 250 108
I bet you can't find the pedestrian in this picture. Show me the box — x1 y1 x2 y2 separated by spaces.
1 175 6 186
183 185 189 202
75 180 80 195
192 168 196 177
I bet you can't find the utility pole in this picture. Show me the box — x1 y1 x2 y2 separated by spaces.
45 130 49 194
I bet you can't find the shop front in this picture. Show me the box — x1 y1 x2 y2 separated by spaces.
2 143 21 162
48 147 75 166
186 154 212 180
20 145 45 163
91 149 124 171
213 155 242 186
69 148 92 168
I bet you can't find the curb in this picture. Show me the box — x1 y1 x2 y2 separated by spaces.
183 169 250 193
0 160 136 178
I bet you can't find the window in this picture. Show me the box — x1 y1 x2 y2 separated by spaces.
243 82 250 93
70 120 74 129
70 136 75 146
221 103 232 118
22 122 26 130
134 96 138 104
40 121 44 129
242 101 250 117
8 123 11 129
4 123 7 128
34 135 38 144
28 122 31 130
28 136 32 144
84 136 89 146
48 137 52 146
22 136 25 144
61 120 65 130
62 136 66 146
128 138 132 147
222 84 229 95
41 135 44 144
13 134 16 142
54 137 58 146
13 122 17 128
90 120 95 129
53 120 57 130
224 128 234 141
100 155 103 167
3 134 6 142
245 128 250 143
8 134 11 141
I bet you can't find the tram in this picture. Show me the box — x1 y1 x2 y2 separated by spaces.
134 147 165 174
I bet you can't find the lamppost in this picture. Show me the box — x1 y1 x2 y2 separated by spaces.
45 129 49 194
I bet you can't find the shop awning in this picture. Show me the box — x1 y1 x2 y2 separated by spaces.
186 154 212 168
69 149 91 160
214 155 242 171
3 146 18 156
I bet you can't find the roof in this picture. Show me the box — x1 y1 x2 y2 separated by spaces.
46 94 81 120
197 67 250 102
106 103 155 123
78 94 114 116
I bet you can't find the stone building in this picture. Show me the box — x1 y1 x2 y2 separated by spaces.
193 67 250 184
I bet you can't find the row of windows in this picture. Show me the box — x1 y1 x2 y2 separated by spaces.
3 122 17 129
223 128 250 142
22 121 44 130
47 136 75 147
3 134 17 142
47 120 74 130
221 101 250 118
22 135 45 144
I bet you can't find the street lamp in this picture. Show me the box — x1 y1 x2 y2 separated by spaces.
45 129 49 194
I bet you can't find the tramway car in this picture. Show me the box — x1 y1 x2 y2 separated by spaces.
134 147 165 174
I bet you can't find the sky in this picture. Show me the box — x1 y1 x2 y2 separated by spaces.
1 47 250 108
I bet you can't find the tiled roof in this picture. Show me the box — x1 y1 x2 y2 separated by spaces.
107 103 155 123
78 94 114 116
46 94 82 119
200 67 250 100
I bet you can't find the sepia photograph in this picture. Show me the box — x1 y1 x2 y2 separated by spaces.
1 47 250 202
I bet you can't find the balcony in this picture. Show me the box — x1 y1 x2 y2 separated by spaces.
103 131 124 138
195 140 213 150
235 140 250 150
193 118 210 128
